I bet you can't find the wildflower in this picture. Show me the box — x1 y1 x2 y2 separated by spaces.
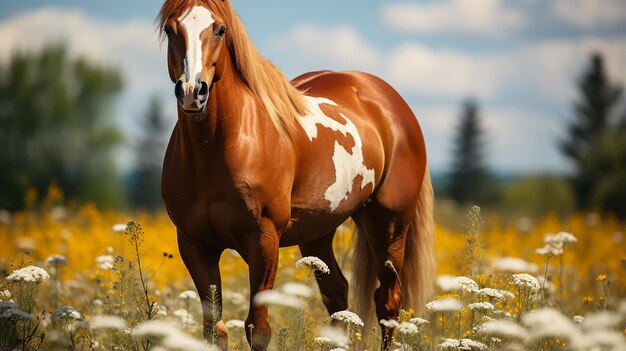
112 223 128 232
491 257 538 273
535 243 563 256
295 256 330 274
409 317 430 326
95 255 114 270
314 336 333 346
317 326 349 349
173 309 196 327
179 290 200 300
397 322 419 336
439 338 487 350
468 302 494 311
46 255 68 266
522 307 579 340
280 282 313 298
582 296 594 304
477 288 505 300
134 320 216 351
253 290 302 309
1 308 35 321
498 289 515 300
0 289 11 301
545 232 577 245
90 315 128 330
52 306 83 321
454 276 479 293
510 274 540 292
581 311 622 331
331 310 364 327
426 298 463 312
437 275 461 292
7 265 50 283
379 319 399 329
225 319 245 329
479 320 528 340
595 274 607 282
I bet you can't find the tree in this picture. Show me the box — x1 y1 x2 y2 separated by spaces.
129 97 168 211
0 44 125 210
448 99 492 204
559 53 626 217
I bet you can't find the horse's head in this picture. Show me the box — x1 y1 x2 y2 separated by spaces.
161 2 228 113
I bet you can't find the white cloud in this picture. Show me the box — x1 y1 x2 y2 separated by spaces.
269 24 381 73
382 0 526 38
554 0 626 29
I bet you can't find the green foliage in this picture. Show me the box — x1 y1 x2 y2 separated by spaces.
448 99 493 205
501 176 576 217
0 44 125 210
130 97 168 211
559 53 626 218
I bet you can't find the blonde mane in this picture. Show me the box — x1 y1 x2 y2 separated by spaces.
158 0 308 137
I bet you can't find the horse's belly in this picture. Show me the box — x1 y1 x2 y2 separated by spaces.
280 208 353 247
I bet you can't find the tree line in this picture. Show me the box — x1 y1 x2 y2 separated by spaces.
0 45 624 218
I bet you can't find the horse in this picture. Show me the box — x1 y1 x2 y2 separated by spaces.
158 0 435 349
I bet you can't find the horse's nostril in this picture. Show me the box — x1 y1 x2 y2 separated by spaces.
175 80 184 101
198 81 208 96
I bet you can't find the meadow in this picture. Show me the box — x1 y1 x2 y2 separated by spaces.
0 185 625 350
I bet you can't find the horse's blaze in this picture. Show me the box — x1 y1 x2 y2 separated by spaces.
178 6 215 85
298 96 376 212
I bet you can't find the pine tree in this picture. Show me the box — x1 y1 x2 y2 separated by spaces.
130 97 168 211
559 53 626 215
448 99 491 204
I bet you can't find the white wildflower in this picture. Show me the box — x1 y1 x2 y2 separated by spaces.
0 301 17 310
281 282 313 298
498 289 515 300
437 275 461 291
46 255 68 266
90 315 128 330
479 320 528 340
535 242 563 256
178 290 199 300
95 255 114 270
573 315 584 324
580 311 622 332
510 274 540 292
522 307 579 340
331 310 364 327
0 289 11 301
477 288 504 300
318 326 349 349
572 329 626 350
7 265 50 283
439 338 487 350
397 322 419 336
491 257 538 273
426 298 463 312
545 232 577 245
314 336 332 346
134 320 217 351
52 306 83 321
380 319 399 329
112 223 128 232
468 302 494 311
409 317 430 326
225 319 245 329
253 290 302 309
173 309 196 327
296 256 330 274
454 276 479 293
1 308 35 321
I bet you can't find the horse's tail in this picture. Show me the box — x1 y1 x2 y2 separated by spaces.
354 166 435 325
400 165 436 316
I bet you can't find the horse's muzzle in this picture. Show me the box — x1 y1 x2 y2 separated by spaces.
175 78 209 113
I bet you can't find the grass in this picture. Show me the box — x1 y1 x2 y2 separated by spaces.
0 188 624 350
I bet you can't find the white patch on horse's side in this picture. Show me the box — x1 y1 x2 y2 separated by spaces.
299 96 376 212
178 6 215 84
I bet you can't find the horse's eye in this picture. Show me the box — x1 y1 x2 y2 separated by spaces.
216 26 226 38
163 25 172 37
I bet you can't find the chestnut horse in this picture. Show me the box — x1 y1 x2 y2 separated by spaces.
158 0 435 349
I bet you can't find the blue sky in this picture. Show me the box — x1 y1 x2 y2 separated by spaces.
1 0 625 174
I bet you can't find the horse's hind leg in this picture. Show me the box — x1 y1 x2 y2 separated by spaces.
299 232 348 314
353 204 412 348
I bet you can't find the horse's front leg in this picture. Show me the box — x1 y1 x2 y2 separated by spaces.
177 230 228 350
241 218 280 351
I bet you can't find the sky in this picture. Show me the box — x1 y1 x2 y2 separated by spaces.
1 0 625 175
